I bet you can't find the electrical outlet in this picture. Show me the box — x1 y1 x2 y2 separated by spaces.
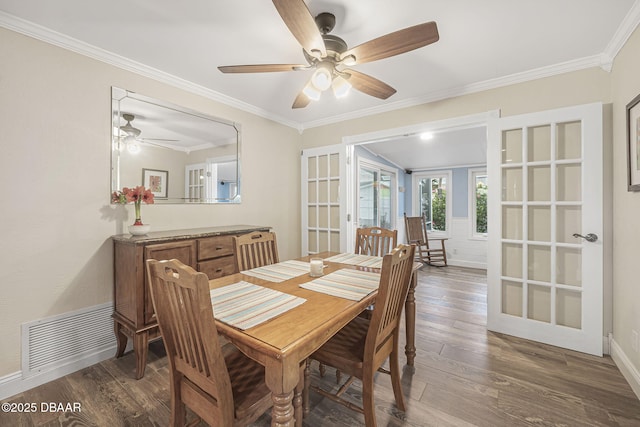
632 330 639 353
453 248 458 255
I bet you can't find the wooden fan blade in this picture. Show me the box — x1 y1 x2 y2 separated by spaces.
344 69 397 100
292 90 311 109
218 64 307 73
340 21 439 65
272 0 326 57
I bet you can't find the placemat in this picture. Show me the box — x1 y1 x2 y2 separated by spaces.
241 260 311 282
211 281 306 330
300 269 381 301
323 253 384 268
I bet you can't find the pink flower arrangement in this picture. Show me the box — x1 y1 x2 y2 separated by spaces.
112 186 155 225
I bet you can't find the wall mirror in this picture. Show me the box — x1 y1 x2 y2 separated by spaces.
111 87 241 204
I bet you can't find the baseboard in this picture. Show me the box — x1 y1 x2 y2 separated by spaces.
603 334 611 355
446 258 487 270
610 336 640 400
0 346 117 401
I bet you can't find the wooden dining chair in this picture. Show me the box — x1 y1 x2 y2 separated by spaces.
355 227 398 257
146 258 273 427
306 244 416 427
233 230 279 271
354 227 397 320
404 213 448 266
318 226 398 381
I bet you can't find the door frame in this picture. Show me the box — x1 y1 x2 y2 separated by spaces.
342 110 499 250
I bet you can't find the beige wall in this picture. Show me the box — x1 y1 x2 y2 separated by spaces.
0 28 301 376
301 67 611 149
611 26 640 371
3 20 640 384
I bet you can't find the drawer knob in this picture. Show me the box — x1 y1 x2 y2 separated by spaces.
216 246 224 250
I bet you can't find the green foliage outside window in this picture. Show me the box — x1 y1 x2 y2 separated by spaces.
420 177 447 232
476 180 488 233
431 190 446 231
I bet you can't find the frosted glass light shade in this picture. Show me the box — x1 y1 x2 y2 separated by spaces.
311 67 332 91
303 82 321 101
332 76 351 98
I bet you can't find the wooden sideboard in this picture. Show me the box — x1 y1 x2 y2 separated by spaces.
112 225 270 379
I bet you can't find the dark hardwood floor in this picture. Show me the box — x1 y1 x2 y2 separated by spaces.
2 265 639 426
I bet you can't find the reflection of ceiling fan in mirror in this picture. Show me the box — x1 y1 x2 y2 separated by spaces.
118 113 179 153
218 0 439 108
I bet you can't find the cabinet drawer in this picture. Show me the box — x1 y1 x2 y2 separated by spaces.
143 240 197 325
198 236 234 260
198 255 237 279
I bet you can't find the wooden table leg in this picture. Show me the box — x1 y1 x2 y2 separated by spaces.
266 359 298 427
303 359 310 417
404 271 417 366
271 391 295 427
293 361 307 427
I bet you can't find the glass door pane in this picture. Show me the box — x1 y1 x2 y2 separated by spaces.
359 167 377 228
357 162 396 229
379 171 392 229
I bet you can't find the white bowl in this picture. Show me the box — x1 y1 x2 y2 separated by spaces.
128 224 151 236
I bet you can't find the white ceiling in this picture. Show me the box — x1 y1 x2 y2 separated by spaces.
1 0 638 169
364 126 488 171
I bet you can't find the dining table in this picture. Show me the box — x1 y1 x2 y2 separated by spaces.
207 251 421 427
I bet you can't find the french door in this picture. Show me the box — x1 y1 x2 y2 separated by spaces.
487 103 604 356
185 163 208 202
301 145 346 255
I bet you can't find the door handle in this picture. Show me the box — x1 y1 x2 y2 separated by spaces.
572 233 598 243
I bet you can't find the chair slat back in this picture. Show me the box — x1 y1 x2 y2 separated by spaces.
234 231 279 271
355 227 398 257
365 244 415 358
146 259 234 424
404 214 428 247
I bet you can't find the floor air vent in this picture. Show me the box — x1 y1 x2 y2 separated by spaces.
21 302 115 378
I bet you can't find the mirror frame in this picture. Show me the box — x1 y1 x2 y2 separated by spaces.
111 86 241 204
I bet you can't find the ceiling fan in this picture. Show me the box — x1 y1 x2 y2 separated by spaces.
118 113 179 153
218 0 439 109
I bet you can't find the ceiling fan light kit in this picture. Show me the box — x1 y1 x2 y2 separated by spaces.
332 75 351 99
311 63 332 91
218 0 439 109
125 137 141 154
302 81 322 101
120 113 141 137
115 112 180 154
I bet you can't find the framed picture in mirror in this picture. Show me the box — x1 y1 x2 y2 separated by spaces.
143 168 168 198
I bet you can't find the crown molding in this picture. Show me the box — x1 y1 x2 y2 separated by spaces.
600 0 640 72
300 1 640 130
2 5 638 134
300 54 603 130
0 11 303 132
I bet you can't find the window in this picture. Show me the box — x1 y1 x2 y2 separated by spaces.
469 168 488 238
413 171 451 234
